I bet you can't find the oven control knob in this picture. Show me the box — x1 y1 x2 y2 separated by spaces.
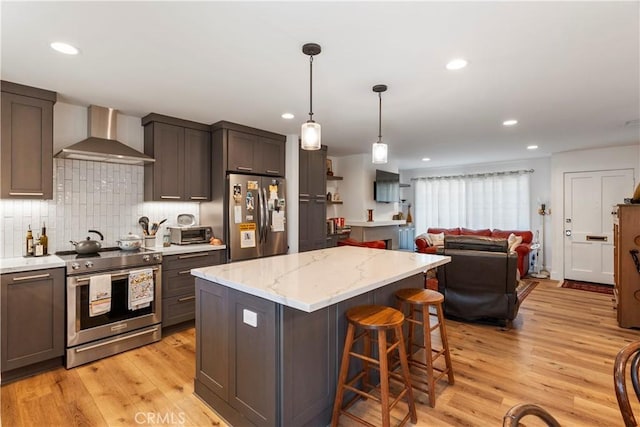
71 262 80 270
85 261 94 268
153 254 162 261
143 255 151 262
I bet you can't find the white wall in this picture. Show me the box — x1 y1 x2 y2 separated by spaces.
550 144 639 281
0 102 199 258
400 157 552 269
333 154 401 223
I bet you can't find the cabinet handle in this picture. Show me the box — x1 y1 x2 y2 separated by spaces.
178 252 209 259
12 273 50 282
300 199 310 202
299 193 310 197
236 166 253 171
75 327 159 353
178 270 192 275
177 295 196 303
189 196 208 200
266 169 280 174
315 194 326 198
586 235 607 242
161 195 181 199
9 192 44 196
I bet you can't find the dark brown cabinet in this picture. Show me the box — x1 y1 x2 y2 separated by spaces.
299 146 327 252
1 268 64 382
162 250 224 327
195 280 277 427
1 81 57 199
613 204 640 328
142 114 211 201
212 121 286 177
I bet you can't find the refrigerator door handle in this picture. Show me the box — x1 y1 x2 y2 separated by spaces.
257 186 264 243
262 187 269 244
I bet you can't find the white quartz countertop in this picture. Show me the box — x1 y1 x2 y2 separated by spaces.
0 255 66 275
346 220 407 227
155 243 226 256
192 246 450 313
0 244 226 274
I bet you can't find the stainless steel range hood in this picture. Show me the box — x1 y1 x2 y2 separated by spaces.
55 105 154 165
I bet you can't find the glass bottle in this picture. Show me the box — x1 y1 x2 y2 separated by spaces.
40 222 48 255
26 224 34 256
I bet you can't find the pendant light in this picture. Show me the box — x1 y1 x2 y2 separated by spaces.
301 43 322 150
372 84 388 164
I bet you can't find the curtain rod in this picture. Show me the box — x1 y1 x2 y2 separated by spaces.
410 168 534 181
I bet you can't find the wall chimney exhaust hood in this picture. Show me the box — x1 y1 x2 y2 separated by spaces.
55 105 154 165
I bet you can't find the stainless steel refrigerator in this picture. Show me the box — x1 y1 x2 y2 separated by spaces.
227 173 288 262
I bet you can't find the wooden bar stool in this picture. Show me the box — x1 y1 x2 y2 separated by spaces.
395 288 454 407
331 305 417 427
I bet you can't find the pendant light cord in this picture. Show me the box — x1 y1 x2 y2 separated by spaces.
378 91 382 142
309 56 314 120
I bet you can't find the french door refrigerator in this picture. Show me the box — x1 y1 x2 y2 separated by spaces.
227 173 288 262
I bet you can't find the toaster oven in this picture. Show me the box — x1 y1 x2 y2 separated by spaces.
168 226 213 245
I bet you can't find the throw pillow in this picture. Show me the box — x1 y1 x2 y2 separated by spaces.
415 233 432 246
507 233 523 252
427 232 445 247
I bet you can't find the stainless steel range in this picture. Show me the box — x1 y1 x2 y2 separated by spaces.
56 247 163 368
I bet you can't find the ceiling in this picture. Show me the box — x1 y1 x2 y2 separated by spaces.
2 1 639 170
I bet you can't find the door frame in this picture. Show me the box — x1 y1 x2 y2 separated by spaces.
550 146 638 283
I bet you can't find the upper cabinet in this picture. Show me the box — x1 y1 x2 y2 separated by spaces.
142 113 211 201
1 81 57 199
213 121 285 177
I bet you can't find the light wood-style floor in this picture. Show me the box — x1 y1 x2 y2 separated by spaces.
2 279 640 426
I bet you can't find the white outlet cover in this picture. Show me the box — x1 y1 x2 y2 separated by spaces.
243 309 257 327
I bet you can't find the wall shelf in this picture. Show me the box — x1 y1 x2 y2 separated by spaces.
327 175 343 181
328 200 343 204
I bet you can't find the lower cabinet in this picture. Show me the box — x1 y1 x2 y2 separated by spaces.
162 250 224 327
1 268 65 381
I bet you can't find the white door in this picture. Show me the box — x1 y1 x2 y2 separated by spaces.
564 169 634 284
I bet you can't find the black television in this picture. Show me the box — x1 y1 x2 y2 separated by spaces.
373 169 400 203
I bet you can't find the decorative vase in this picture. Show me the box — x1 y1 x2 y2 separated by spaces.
406 204 413 223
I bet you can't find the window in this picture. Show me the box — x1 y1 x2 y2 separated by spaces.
413 170 531 234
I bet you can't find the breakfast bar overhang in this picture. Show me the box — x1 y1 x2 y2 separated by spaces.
191 246 450 427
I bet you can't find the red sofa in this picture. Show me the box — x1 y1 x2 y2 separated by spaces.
415 227 533 277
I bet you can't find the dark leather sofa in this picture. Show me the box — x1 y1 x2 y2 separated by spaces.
436 235 520 327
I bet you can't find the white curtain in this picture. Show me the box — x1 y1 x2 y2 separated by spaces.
413 172 530 235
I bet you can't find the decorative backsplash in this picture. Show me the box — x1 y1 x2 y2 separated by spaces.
0 159 200 258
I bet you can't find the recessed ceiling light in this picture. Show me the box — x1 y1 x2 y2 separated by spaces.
281 113 294 120
446 58 468 70
503 119 518 126
527 145 538 150
421 157 431 162
50 42 79 55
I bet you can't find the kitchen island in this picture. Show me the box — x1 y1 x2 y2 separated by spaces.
191 246 450 427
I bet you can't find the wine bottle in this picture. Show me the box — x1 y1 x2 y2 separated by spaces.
40 222 48 255
26 225 34 256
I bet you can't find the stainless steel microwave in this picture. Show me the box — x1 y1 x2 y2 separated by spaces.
168 226 213 245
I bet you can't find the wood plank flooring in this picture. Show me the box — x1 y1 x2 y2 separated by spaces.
2 279 640 426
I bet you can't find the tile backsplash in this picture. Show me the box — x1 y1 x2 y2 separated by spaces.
0 159 200 258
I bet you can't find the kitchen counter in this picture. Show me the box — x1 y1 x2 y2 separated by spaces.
193 246 450 426
0 244 226 274
0 255 66 274
154 243 226 256
192 246 448 313
345 219 406 227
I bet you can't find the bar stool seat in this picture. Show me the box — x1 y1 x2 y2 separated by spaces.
331 305 417 427
395 288 454 407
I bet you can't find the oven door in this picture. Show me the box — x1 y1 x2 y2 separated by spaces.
66 266 162 347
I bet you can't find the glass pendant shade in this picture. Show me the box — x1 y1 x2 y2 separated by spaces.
301 121 321 150
372 141 388 164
